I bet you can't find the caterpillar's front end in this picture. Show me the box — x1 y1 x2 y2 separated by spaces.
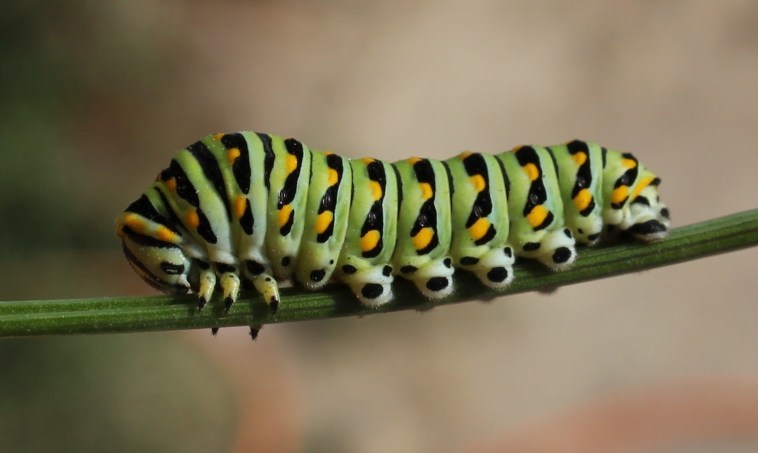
116 195 195 296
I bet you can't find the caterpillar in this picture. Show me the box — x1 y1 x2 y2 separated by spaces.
116 132 670 314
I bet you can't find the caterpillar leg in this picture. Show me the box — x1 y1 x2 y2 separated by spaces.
243 260 281 312
219 271 241 312
521 228 577 271
460 246 516 289
210 325 262 341
251 275 281 312
250 324 262 341
337 263 394 307
193 264 241 311
196 267 217 310
400 256 455 300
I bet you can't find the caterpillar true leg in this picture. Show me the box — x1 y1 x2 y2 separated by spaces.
196 267 217 310
250 274 281 312
218 270 241 311
242 259 281 312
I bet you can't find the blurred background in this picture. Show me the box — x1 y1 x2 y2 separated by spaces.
1 1 757 451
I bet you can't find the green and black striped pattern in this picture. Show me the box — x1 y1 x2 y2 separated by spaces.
116 132 670 314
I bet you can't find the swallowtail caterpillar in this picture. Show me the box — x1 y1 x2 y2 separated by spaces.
116 132 669 316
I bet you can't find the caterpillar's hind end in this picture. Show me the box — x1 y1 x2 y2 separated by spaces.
630 219 668 242
627 177 671 243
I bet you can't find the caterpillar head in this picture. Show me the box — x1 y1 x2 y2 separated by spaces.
117 215 193 295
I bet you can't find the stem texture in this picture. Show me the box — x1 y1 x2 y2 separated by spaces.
1 210 756 337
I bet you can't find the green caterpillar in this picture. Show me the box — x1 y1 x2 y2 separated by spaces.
116 132 670 313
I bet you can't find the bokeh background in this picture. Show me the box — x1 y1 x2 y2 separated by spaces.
1 1 757 452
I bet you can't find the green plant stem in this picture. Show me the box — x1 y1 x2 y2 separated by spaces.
1 210 757 337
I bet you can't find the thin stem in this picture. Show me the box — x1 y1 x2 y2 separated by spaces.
1 210 756 337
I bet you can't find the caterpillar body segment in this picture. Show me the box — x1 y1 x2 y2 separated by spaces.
499 145 577 271
218 132 280 310
294 150 352 292
116 132 670 314
445 152 515 290
335 158 399 306
548 140 606 246
264 137 312 285
392 157 455 300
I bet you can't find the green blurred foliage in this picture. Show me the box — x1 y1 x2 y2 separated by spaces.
0 1 180 255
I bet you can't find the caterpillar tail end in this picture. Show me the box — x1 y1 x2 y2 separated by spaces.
629 204 670 243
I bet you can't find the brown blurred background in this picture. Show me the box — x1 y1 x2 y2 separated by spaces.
1 1 757 452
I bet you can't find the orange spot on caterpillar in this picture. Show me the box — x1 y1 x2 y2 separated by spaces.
573 188 593 212
278 204 293 228
156 226 177 242
360 229 381 252
468 217 490 241
186 209 200 228
621 157 637 169
286 154 299 174
227 147 240 164
523 163 540 182
327 168 339 186
234 196 247 219
369 180 383 201
631 176 655 201
611 186 629 205
418 182 433 200
526 205 549 228
470 174 486 192
572 151 587 166
412 227 434 251
314 211 333 234
122 213 144 234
